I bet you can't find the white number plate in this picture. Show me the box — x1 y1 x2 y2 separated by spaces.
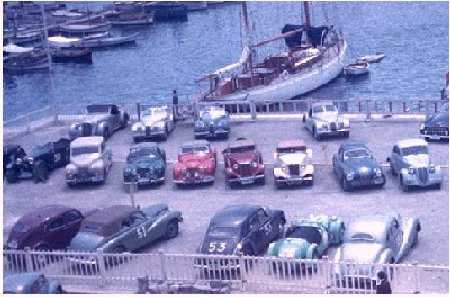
240 177 254 184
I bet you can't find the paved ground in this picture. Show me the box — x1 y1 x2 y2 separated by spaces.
3 119 449 266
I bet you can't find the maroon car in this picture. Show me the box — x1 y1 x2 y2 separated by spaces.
222 137 265 187
6 205 88 251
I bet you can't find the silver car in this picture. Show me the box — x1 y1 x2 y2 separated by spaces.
131 105 175 142
69 104 129 140
332 214 421 289
303 102 350 140
387 138 442 192
65 136 112 186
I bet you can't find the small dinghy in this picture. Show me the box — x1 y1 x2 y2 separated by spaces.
357 51 385 63
344 62 369 77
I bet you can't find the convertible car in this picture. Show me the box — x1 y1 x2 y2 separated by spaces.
4 273 63 294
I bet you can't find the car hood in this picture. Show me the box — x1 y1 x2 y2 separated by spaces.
84 114 110 124
179 154 212 168
141 114 166 126
315 112 341 122
71 154 100 168
200 235 239 255
403 154 430 168
228 152 258 164
334 242 384 263
269 238 310 258
346 158 379 172
69 232 105 252
127 157 164 169
278 153 307 165
425 113 448 127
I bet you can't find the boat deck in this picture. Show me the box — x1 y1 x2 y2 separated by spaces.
3 118 449 266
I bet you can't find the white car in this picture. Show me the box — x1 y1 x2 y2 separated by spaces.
273 139 314 188
303 102 349 140
65 136 112 186
131 105 175 142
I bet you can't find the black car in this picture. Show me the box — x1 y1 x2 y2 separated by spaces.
5 138 70 183
3 145 26 177
332 143 386 191
420 110 449 141
199 204 285 256
123 143 166 192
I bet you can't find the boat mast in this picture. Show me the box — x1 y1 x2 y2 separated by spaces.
241 2 253 83
303 1 311 28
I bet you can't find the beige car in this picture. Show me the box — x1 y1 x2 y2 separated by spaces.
273 139 314 188
65 136 112 186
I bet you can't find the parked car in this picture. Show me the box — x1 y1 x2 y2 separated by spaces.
420 109 448 141
131 105 175 142
332 143 385 191
6 205 87 251
273 139 314 188
194 106 230 139
267 215 345 259
4 144 26 180
222 138 265 187
303 101 349 140
4 273 63 294
69 204 183 254
333 214 420 287
198 204 285 256
123 143 166 192
69 104 129 140
65 136 112 186
5 138 70 184
387 138 442 191
173 140 217 186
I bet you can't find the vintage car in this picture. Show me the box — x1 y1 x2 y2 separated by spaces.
198 204 285 256
69 104 129 140
173 140 217 186
123 143 166 192
4 273 63 294
332 143 385 191
332 214 420 287
65 136 112 186
69 204 182 255
387 138 442 191
5 138 70 184
267 215 345 260
194 106 230 139
420 109 449 141
6 205 87 251
303 101 350 140
273 139 314 188
131 105 175 142
222 138 265 187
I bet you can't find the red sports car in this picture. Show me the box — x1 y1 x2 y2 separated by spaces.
173 140 217 186
222 137 265 187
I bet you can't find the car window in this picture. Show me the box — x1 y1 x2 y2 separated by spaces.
401 145 428 156
31 276 48 293
229 145 255 154
344 148 371 159
49 217 64 231
182 146 209 154
63 210 82 223
249 215 260 231
256 209 268 225
71 146 99 156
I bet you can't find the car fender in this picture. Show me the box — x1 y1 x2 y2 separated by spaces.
97 121 109 134
398 217 420 261
48 280 62 293
306 243 319 259
376 248 393 264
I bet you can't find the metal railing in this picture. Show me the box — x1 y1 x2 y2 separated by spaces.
3 248 448 294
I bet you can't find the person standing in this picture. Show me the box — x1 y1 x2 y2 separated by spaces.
172 90 179 122
375 271 392 294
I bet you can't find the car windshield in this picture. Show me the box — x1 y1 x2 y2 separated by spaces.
430 112 449 123
71 146 99 156
313 104 337 113
229 145 255 154
346 232 376 243
142 108 166 117
402 145 428 156
208 227 240 238
277 147 306 154
87 105 110 113
129 148 158 161
182 146 209 154
200 111 226 120
287 226 322 244
344 148 371 159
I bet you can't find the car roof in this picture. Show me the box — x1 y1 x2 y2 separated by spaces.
16 205 74 226
277 139 306 150
212 204 261 227
228 138 255 149
182 140 209 148
81 205 136 236
71 136 104 148
396 138 427 148
347 214 394 240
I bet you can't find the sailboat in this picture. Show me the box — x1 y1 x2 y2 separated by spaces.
197 2 347 102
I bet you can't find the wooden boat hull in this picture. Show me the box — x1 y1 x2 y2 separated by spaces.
4 60 50 75
357 54 385 64
58 23 112 34
51 48 93 64
109 18 153 26
78 33 139 48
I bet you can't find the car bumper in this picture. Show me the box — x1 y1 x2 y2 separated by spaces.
316 127 349 137
66 173 104 184
420 132 449 140
275 175 313 186
194 129 229 138
227 174 265 185
402 173 442 187
133 129 165 139
174 175 215 185
348 176 385 187
124 176 165 186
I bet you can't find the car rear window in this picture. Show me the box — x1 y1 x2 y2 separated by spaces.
277 147 305 154
287 226 322 245
182 146 209 154
208 227 240 238
71 146 99 156
402 146 428 156
344 148 371 159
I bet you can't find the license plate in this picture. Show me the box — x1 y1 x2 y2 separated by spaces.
241 178 254 184
139 177 150 183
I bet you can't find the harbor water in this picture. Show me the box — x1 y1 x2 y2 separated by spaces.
3 1 449 121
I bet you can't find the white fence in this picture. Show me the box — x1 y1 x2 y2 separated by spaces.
3 249 448 294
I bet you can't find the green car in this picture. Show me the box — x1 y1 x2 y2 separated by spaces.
69 204 182 257
267 215 345 259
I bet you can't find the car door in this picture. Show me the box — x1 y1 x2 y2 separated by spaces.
305 108 314 131
132 211 161 249
46 216 70 249
61 209 84 245
390 145 401 172
247 214 262 255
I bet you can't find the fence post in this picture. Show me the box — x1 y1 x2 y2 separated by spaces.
137 275 149 293
434 101 438 113
358 100 362 112
96 249 106 288
389 101 393 113
403 102 407 113
158 249 167 283
365 100 371 121
24 247 33 272
250 101 257 120
240 255 247 292
137 103 141 121
412 262 420 294
324 257 332 294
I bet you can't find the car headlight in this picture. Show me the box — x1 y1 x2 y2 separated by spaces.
375 168 383 177
251 161 258 168
346 172 354 181
66 164 77 174
321 122 328 129
232 163 239 170
408 167 415 174
91 160 104 170
25 156 34 164
124 167 136 174
195 121 204 128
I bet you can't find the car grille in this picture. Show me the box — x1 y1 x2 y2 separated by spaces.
288 165 300 176
78 167 89 177
423 127 448 136
330 122 337 131
238 164 252 176
137 167 149 176
417 167 428 184
186 168 199 179
355 171 374 183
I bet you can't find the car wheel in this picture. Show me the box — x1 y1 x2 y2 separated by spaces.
434 183 441 190
33 161 49 183
6 173 17 184
275 182 282 190
400 176 410 192
164 220 179 239
424 136 430 142
341 176 352 192
258 176 266 185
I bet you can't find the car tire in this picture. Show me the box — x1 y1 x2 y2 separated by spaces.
424 136 430 142
164 220 179 239
33 161 49 183
6 174 17 184
258 176 266 185
275 182 282 190
434 183 441 190
341 176 352 192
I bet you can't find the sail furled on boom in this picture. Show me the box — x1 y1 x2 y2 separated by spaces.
282 24 330 48
213 46 251 76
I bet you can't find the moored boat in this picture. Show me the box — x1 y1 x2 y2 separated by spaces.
343 62 369 77
4 54 50 75
107 11 154 26
357 51 385 63
51 47 93 64
58 22 112 34
78 32 139 48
